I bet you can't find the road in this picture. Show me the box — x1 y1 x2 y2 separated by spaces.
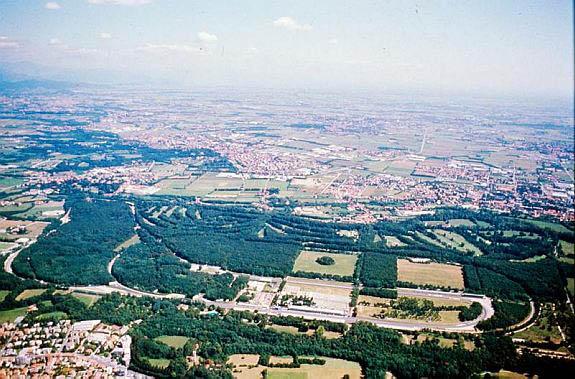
69 280 493 333
5 242 494 333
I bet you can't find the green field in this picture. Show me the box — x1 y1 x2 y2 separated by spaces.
0 290 9 302
146 358 171 369
0 307 28 323
72 292 100 307
0 241 16 251
560 240 574 256
432 230 482 255
155 335 189 349
36 311 68 321
292 250 358 277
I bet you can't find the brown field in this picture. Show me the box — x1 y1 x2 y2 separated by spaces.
227 355 361 379
0 220 49 241
267 357 362 379
397 259 464 289
15 289 47 301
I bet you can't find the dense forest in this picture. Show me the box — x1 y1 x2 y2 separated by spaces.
13 196 135 285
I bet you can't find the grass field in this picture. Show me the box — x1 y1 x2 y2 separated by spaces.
146 358 171 369
0 307 27 323
384 235 406 247
397 259 464 289
560 240 574 256
432 230 482 255
15 288 47 301
0 241 17 251
72 292 100 307
155 335 189 349
292 250 358 277
0 290 9 302
36 311 67 321
510 218 573 234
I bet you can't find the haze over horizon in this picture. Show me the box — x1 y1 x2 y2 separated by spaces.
0 0 573 100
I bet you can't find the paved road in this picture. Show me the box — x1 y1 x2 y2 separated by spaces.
5 244 494 333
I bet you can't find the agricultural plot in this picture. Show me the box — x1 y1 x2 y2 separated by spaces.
0 219 49 241
15 288 47 301
268 358 361 379
292 250 358 277
397 259 464 289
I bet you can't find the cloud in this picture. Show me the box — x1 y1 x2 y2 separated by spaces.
49 38 63 45
197 31 218 43
137 43 208 55
329 38 338 45
100 32 113 39
88 0 152 5
272 17 312 31
45 2 61 10
0 36 19 48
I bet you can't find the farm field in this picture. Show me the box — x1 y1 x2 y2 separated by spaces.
0 290 9 302
267 357 362 379
397 259 464 289
292 250 358 277
155 335 189 349
15 288 47 301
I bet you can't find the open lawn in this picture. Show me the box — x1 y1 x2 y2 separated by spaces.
155 335 189 349
0 307 27 323
15 288 47 301
292 250 358 277
397 259 464 289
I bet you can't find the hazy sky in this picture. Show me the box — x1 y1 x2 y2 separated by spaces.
0 0 573 98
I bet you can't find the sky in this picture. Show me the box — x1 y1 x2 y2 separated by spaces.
0 0 573 98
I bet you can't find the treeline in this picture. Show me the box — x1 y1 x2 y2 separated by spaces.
13 196 135 285
359 253 397 288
